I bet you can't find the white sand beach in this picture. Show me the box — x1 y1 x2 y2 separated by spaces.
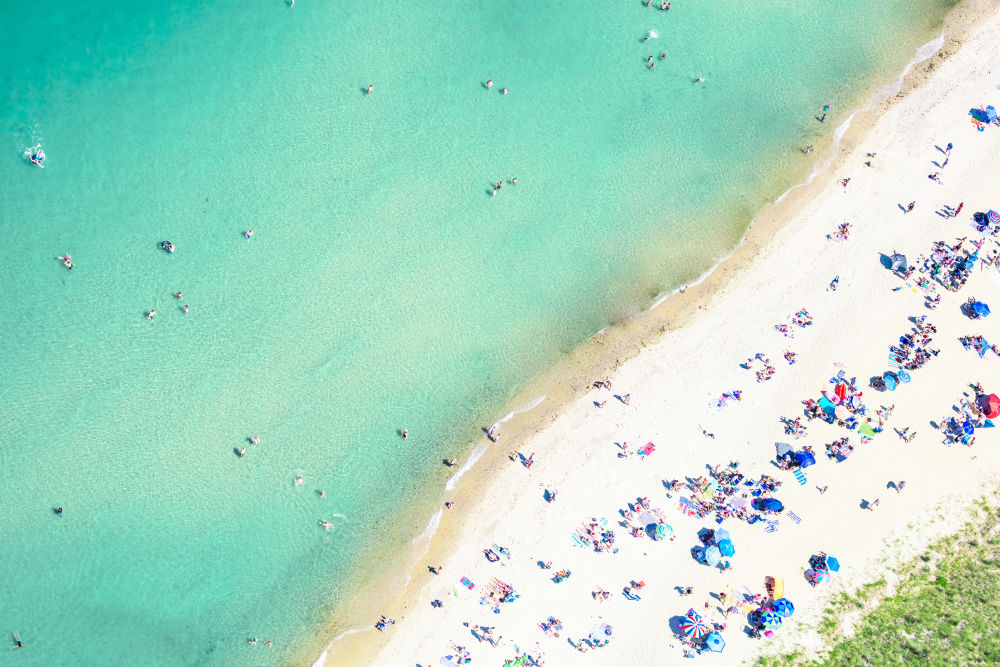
322 5 1000 666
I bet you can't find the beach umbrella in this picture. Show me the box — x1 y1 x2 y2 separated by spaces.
990 210 1000 224
827 556 841 572
685 610 702 624
727 493 749 510
977 393 1000 419
897 370 911 383
963 421 975 436
681 617 710 640
883 374 897 391
775 442 793 459
773 598 795 617
973 301 991 317
714 528 731 543
718 538 736 557
760 498 783 512
656 523 673 539
795 451 816 468
704 632 726 653
704 546 722 566
813 569 830 583
890 253 907 271
971 108 991 123
760 611 783 630
989 105 999 122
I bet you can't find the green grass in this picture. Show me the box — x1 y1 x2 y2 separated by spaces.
759 497 1000 666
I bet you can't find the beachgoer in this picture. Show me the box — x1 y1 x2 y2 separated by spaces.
819 114 826 122
819 486 828 494
897 481 906 492
869 498 880 511
486 80 493 88
251 436 260 445
906 201 915 213
446 459 457 467
945 142 953 155
401 429 408 439
823 104 831 112
445 501 453 509
146 310 156 320
55 507 63 516
264 641 272 647
502 87 508 95
249 638 257 645
320 489 326 498
366 84 373 95
239 447 246 457
622 393 631 405
296 475 304 486
182 305 189 314
176 292 183 299
245 230 253 239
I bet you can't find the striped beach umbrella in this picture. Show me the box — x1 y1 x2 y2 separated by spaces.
988 209 999 224
760 611 783 630
773 598 795 617
681 617 710 639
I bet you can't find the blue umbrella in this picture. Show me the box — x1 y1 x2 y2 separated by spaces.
704 546 722 566
897 370 911 383
761 498 784 512
773 598 795 617
714 528 731 543
883 374 897 391
795 451 816 468
827 556 841 572
973 302 991 317
963 421 975 436
718 538 735 557
704 632 726 653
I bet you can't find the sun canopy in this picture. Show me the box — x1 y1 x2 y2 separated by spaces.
704 546 722 566
704 632 726 653
773 598 795 617
973 301 991 317
890 253 907 271
826 556 841 572
883 374 897 391
718 538 736 557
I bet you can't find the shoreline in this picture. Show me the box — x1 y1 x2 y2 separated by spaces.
312 2 999 664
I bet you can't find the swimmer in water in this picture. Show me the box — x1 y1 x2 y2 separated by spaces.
319 520 332 531
147 310 156 320
401 429 408 439
55 507 63 516
502 87 507 95
366 84 373 95
249 638 257 646
240 447 246 457
251 436 260 445
486 80 493 88
320 489 326 498
59 255 74 269
245 230 253 239
176 291 183 299
446 459 457 468
182 305 189 314
296 475 304 486
30 148 45 167
694 77 705 84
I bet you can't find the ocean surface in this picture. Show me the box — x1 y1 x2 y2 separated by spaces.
0 1 953 664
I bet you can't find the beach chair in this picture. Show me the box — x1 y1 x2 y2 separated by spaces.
792 469 807 485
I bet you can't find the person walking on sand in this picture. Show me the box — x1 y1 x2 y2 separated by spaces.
906 201 915 213
945 142 953 155
621 393 631 405
869 498 880 511
896 481 906 493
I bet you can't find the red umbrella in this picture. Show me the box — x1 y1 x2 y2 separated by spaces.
979 393 1000 419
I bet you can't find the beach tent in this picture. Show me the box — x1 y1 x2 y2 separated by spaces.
883 374 897 391
704 633 726 653
890 253 907 271
718 538 736 557
818 396 837 418
795 451 816 468
977 393 1000 418
827 556 841 572
973 301 991 317
775 442 793 460
704 546 722 566
773 598 795 617
760 498 783 512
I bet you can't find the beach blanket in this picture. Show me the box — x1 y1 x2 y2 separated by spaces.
678 497 698 516
787 511 802 525
792 469 807 485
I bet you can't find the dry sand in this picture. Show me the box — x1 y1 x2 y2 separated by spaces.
319 4 1000 666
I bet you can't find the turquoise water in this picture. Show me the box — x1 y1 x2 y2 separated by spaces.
0 1 952 664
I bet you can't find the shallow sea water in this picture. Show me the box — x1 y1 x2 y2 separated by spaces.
0 1 951 663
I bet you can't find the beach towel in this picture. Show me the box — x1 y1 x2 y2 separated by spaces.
764 520 779 533
787 511 802 525
792 469 807 485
